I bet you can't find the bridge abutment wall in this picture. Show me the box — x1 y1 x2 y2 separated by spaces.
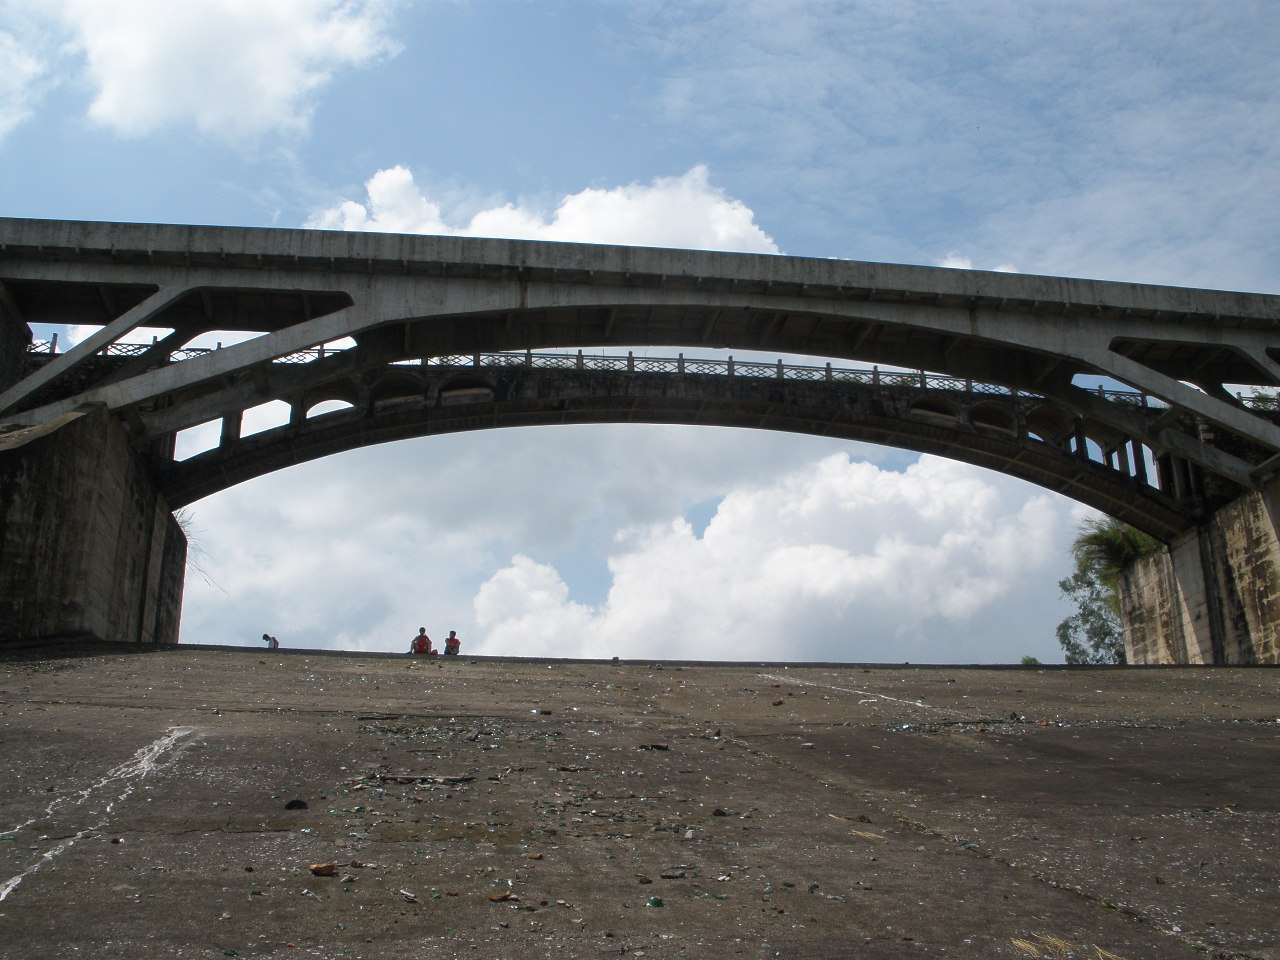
0 307 28 393
0 404 185 646
1122 485 1280 664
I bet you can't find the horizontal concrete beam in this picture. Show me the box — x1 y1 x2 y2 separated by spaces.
4 217 1279 327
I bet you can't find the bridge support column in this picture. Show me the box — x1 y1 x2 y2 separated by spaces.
1121 482 1280 664
0 405 186 646
0 298 29 390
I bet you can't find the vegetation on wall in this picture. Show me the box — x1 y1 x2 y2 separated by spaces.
1056 516 1161 664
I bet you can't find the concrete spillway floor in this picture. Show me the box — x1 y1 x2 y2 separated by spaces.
1 645 1277 960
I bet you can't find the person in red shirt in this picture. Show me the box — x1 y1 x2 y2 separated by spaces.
444 630 461 656
409 628 432 655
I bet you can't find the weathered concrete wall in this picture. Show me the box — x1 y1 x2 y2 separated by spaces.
1122 484 1280 664
0 405 185 645
0 309 29 393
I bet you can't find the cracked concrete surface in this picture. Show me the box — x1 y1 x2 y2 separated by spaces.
0 645 1276 959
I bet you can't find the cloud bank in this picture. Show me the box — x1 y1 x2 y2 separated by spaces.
474 454 1071 663
306 164 781 253
0 27 45 140
180 430 1076 663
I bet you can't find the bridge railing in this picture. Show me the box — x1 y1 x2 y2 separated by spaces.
30 338 1273 412
27 336 334 366
419 350 1175 408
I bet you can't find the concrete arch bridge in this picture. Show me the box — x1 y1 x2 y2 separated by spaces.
2 218 1279 663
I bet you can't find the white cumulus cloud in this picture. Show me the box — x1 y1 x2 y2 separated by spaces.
936 254 1018 273
473 454 1073 664
0 28 46 141
306 164 781 253
53 0 399 140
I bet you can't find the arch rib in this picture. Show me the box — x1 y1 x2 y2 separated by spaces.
147 359 1200 540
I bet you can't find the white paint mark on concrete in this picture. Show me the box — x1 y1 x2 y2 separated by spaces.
759 673 948 713
0 726 198 904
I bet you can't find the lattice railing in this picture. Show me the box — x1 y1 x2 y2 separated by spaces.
33 339 1279 411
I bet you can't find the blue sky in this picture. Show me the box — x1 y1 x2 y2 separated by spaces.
3 0 1278 661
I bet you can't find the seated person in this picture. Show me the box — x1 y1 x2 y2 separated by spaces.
409 628 432 655
444 630 461 655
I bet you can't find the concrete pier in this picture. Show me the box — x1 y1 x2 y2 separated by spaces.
1123 484 1280 664
0 405 185 644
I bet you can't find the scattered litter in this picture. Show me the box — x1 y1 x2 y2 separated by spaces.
309 863 336 876
399 889 418 903
284 799 308 810
371 774 475 785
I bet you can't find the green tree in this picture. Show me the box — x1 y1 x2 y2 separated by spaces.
1056 517 1160 664
1056 566 1124 664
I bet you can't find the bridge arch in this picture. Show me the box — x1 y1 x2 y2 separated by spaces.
907 397 960 424
143 352 1197 540
1025 406 1075 446
303 391 358 417
439 371 499 404
968 401 1017 436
